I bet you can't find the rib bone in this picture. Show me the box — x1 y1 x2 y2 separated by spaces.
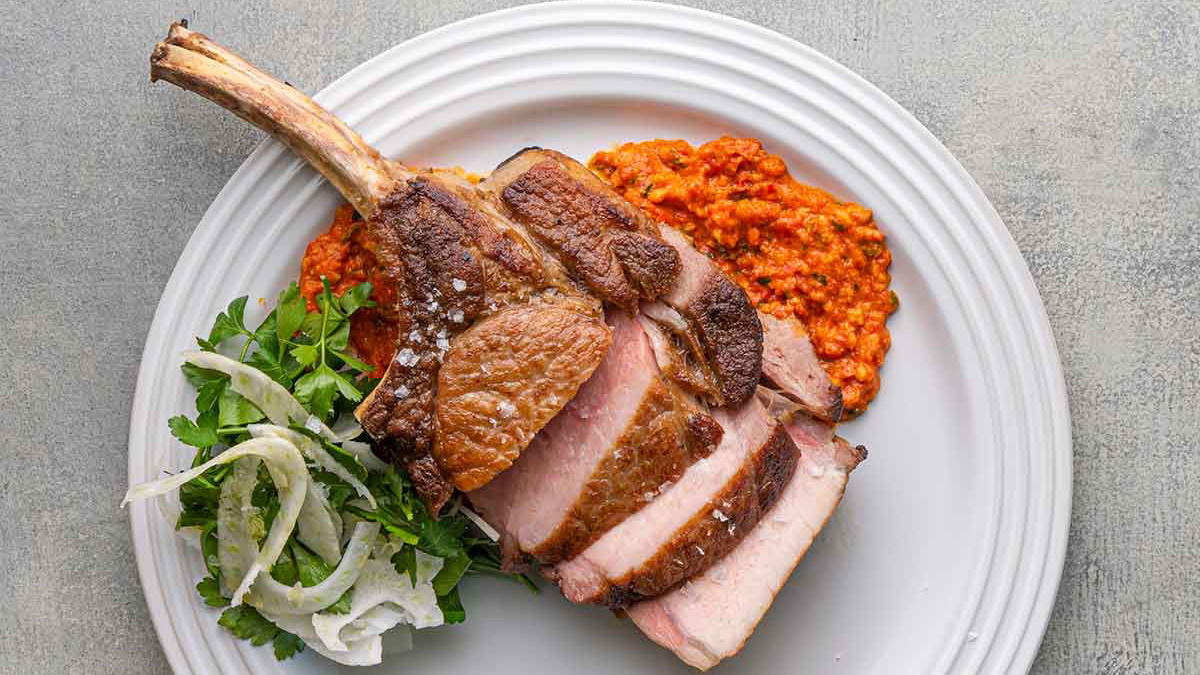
151 23 399 217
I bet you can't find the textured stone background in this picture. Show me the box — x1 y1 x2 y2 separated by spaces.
1 1 1196 673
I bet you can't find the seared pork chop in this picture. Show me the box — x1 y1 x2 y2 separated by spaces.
151 24 615 509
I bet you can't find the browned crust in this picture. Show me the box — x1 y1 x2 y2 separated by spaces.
529 379 709 564
356 177 489 512
497 152 680 308
590 421 798 608
685 413 724 459
683 274 764 406
436 304 612 491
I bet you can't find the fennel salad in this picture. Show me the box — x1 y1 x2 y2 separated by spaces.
125 280 533 666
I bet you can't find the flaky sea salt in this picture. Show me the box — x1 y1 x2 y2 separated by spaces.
448 309 464 323
395 384 410 399
451 278 467 292
497 401 517 419
408 330 423 343
394 348 418 367
712 509 729 522
436 337 451 352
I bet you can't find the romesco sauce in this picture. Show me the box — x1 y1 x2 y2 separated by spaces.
590 137 896 415
298 204 398 377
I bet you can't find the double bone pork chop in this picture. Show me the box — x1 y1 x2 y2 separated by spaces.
152 23 867 671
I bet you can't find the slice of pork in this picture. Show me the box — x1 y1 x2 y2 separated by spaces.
626 419 866 671
548 397 797 607
758 313 843 422
641 226 764 407
468 309 722 565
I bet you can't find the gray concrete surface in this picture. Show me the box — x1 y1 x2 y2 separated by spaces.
1 1 1196 673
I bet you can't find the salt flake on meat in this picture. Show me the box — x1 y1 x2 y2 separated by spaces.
448 309 464 323
451 278 467 292
394 348 418 367
712 509 728 522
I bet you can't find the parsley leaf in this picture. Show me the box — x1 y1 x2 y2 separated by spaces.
432 552 472 597
391 546 419 586
293 365 339 420
272 631 305 661
196 378 226 414
339 281 375 315
200 523 221 578
196 576 229 607
275 283 307 343
218 605 279 646
181 362 224 389
204 296 250 350
168 414 219 449
217 386 266 427
437 586 466 624
270 541 299 586
420 516 468 559
290 540 352 614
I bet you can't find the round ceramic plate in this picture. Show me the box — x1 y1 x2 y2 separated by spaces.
128 3 1072 674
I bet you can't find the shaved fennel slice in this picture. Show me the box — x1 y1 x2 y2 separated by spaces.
338 605 409 643
342 439 389 473
330 414 364 442
297 481 343 564
212 449 382 615
248 424 375 509
247 521 381 616
125 436 308 606
183 351 338 441
459 504 501 541
218 457 263 597
264 610 384 667
312 557 444 651
251 421 345 562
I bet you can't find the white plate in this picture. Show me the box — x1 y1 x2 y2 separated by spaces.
128 3 1072 674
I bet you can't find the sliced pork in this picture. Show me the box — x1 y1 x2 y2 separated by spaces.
548 397 797 607
759 313 843 422
468 310 721 564
641 226 763 407
626 417 866 671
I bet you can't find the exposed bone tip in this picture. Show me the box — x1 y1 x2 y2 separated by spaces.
165 20 194 45
149 42 170 82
